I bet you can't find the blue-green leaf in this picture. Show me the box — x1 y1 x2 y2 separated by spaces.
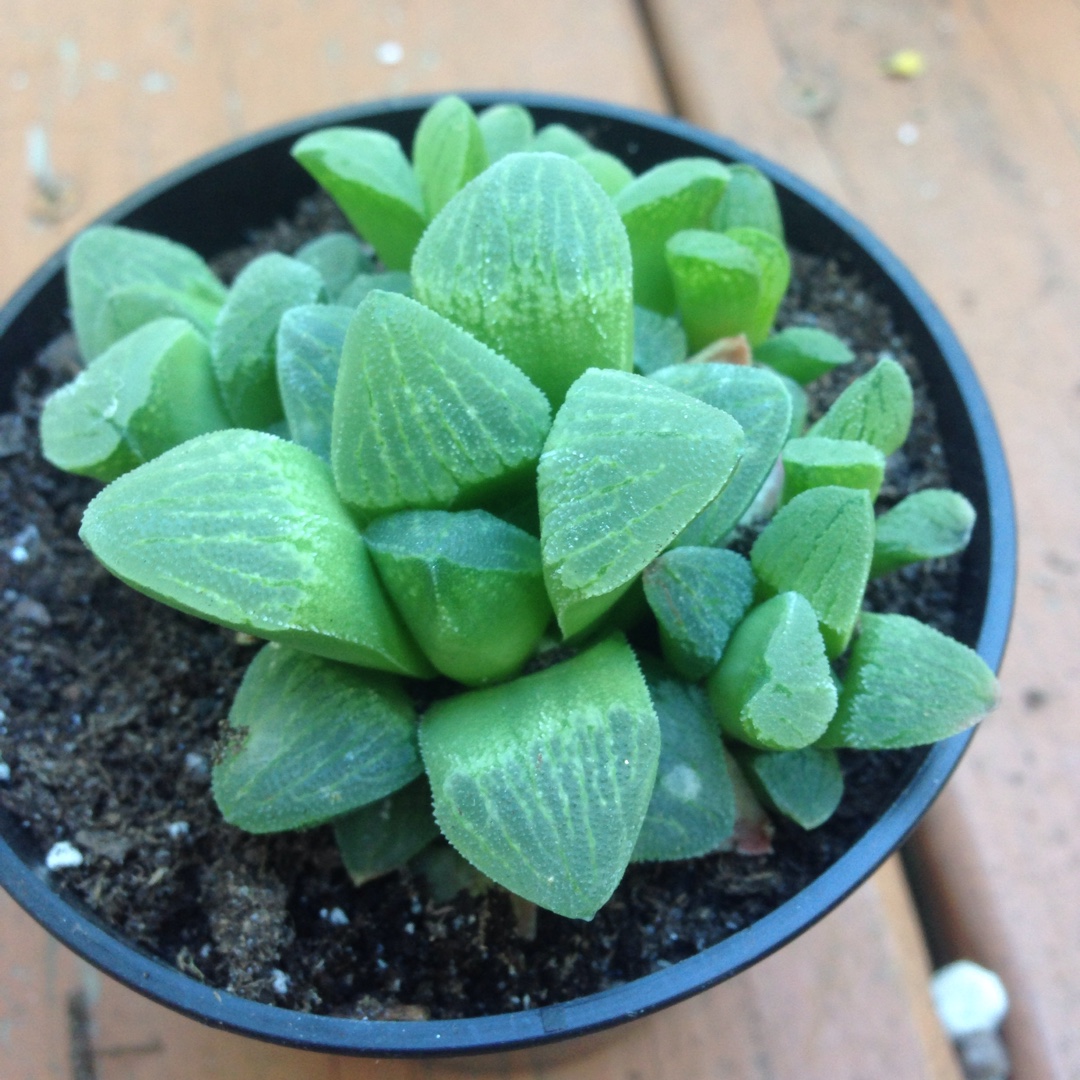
633 305 687 375
412 95 489 218
212 643 422 832
809 357 914 455
710 163 784 241
738 746 844 829
294 232 375 300
276 303 352 462
871 489 977 576
754 326 854 385
210 252 324 429
477 103 535 161
632 660 736 861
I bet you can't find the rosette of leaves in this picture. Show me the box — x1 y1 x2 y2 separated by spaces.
42 96 998 923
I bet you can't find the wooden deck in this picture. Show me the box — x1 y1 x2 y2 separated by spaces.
2 2 1077 1076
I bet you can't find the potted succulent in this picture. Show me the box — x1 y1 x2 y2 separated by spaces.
0 93 1015 1058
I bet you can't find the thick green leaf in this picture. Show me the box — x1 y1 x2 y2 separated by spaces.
538 369 745 638
708 592 838 750
573 149 635 196
41 317 229 482
750 485 875 657
365 509 552 685
410 841 493 901
665 229 761 351
633 305 688 375
331 291 551 519
781 436 886 504
724 226 790 345
754 326 855 385
67 225 226 361
809 356 914 455
80 429 432 676
291 127 428 270
276 303 351 462
420 635 660 920
871 489 977 576
531 123 592 156
337 269 411 308
818 613 999 749
210 252 324 429
709 163 785 241
412 152 633 406
614 158 730 315
632 659 736 861
212 643 422 832
412 95 489 218
642 547 755 681
651 363 792 546
477 103 535 161
334 776 439 885
738 746 844 829
294 232 375 300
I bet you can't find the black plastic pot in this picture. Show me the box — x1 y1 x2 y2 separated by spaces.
0 93 1015 1059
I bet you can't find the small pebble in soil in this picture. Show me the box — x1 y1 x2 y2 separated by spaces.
45 840 84 870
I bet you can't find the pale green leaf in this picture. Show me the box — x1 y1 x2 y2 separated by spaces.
477 103 535 161
538 369 745 637
724 226 791 345
331 291 551 519
412 152 633 406
809 356 914 455
420 635 660 920
642 547 755 681
80 429 432 676
614 158 730 315
709 163 785 241
337 270 411 308
871 489 977 576
665 228 761 351
291 127 428 270
67 225 226 361
750 485 875 657
530 123 591 156
412 95 489 218
573 149 634 196
41 317 229 482
633 305 687 375
781 436 886 504
818 613 998 749
294 232 375 299
651 363 792 546
754 326 855 385
365 509 552 685
708 592 838 750
212 643 422 832
738 746 844 829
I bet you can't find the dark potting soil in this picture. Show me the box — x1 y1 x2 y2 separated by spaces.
0 200 963 1020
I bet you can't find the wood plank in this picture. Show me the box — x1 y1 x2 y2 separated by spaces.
0 859 960 1080
645 1 1080 1077
0 0 667 303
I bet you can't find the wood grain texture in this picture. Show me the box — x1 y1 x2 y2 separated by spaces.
646 1 1080 1076
0 860 961 1080
0 0 666 303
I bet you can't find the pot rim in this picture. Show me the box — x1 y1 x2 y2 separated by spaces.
0 91 1017 1058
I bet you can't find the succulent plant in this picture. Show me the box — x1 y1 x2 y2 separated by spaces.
40 96 998 921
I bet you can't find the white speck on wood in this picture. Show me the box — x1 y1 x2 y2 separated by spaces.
932 960 1009 1037
375 40 404 66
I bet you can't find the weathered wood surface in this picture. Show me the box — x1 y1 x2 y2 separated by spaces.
7 0 1074 1076
0 858 960 1080
646 1 1080 1077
